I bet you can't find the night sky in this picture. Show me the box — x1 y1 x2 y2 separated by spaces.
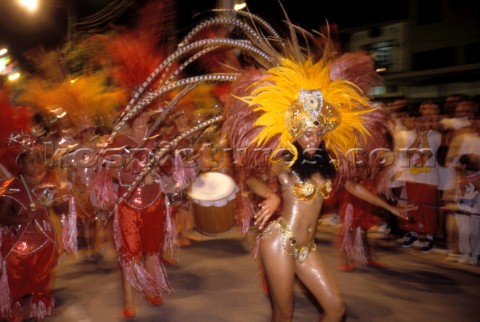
0 0 408 57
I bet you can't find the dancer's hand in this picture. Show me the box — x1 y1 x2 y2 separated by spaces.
389 204 417 220
254 192 281 230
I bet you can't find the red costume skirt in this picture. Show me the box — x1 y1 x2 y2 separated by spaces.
338 190 380 231
4 241 57 302
118 196 166 257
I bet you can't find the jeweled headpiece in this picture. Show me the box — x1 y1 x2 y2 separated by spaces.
242 57 375 166
285 89 341 140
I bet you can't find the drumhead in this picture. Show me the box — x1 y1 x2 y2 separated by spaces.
189 172 237 207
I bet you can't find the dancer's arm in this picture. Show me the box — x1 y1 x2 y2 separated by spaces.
344 180 413 219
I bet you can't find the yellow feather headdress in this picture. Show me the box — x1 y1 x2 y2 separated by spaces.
241 55 376 166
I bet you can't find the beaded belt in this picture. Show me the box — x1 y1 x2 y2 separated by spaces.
262 218 316 263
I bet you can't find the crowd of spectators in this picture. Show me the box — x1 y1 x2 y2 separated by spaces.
370 94 480 266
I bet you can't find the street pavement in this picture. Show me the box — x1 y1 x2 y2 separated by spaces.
49 217 480 322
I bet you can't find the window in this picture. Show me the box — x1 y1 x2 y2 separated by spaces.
361 40 395 69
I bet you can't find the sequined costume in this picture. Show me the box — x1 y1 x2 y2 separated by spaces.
337 183 381 265
0 176 59 321
260 218 317 263
257 171 332 262
110 133 173 300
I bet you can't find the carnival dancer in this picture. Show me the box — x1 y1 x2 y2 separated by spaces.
73 6 415 320
222 30 413 321
0 147 60 322
107 110 173 319
69 126 105 262
336 182 392 271
336 129 397 271
0 87 60 321
77 2 182 318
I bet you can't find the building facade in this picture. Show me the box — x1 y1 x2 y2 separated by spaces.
343 0 480 102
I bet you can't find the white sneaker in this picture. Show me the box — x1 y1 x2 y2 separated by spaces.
412 239 424 248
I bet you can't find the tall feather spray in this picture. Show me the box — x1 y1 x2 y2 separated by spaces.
223 17 389 186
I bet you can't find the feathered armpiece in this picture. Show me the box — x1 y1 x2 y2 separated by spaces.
221 68 279 233
328 51 391 188
222 67 279 176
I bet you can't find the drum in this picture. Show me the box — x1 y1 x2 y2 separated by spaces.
188 172 238 236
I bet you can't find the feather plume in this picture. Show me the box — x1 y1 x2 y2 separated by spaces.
242 55 376 164
221 18 388 185
87 0 177 92
17 73 126 131
98 31 170 91
135 0 177 48
330 51 383 95
22 48 67 82
193 26 243 74
222 68 277 175
333 108 391 185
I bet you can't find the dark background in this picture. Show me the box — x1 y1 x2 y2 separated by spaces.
0 0 409 55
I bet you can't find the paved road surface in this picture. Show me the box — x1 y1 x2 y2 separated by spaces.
49 223 480 322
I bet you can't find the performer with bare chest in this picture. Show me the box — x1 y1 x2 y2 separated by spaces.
223 45 414 321
245 123 411 322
